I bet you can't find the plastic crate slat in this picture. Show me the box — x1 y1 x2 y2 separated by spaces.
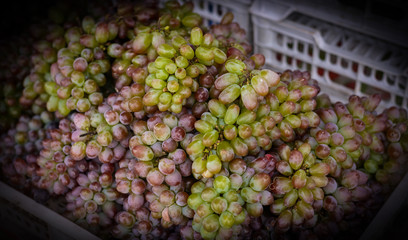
280 12 407 73
262 0 408 48
255 41 313 63
161 0 252 40
359 170 408 240
0 182 101 240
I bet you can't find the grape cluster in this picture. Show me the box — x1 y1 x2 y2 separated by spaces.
0 1 408 240
64 161 120 238
0 114 54 193
185 154 275 240
269 142 333 233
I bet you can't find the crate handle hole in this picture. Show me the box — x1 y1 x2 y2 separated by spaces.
217 4 223 16
286 55 293 65
330 54 338 64
308 45 313 57
199 0 205 10
287 40 294 50
341 59 349 69
306 63 312 72
319 50 326 61
276 53 282 63
352 62 358 73
276 33 283 46
328 71 340 82
398 77 407 91
296 59 303 69
375 70 384 81
363 66 372 77
387 76 396 86
317 67 325 77
297 42 304 53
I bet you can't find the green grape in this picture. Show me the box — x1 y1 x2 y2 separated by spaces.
202 214 220 233
236 110 256 125
143 89 161 106
224 104 240 125
240 85 258 111
196 46 214 62
203 130 219 147
218 84 241 105
208 99 226 118
47 95 59 112
201 112 218 126
216 141 235 162
212 47 227 64
167 79 180 92
190 27 203 46
206 154 222 174
159 92 172 105
223 125 238 140
201 187 218 202
187 140 206 156
179 44 195 60
157 43 176 58
171 35 187 49
182 12 202 27
187 193 204 210
153 123 171 141
151 78 167 90
214 73 239 91
240 187 261 204
197 202 214 218
133 32 152 53
211 197 228 214
155 69 169 80
219 211 234 228
213 175 231 194
251 75 269 96
165 62 177 74
155 56 173 69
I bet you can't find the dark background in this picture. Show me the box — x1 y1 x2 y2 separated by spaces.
0 1 56 39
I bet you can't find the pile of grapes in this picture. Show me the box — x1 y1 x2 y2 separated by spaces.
1 1 407 239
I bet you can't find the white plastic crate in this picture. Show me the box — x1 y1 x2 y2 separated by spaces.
0 181 101 240
254 0 408 48
159 0 253 41
360 170 408 240
4 173 403 240
189 0 251 32
2 170 408 240
250 0 408 111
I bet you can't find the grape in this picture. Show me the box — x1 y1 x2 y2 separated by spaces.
171 126 186 142
213 176 231 194
2 2 408 240
158 158 176 175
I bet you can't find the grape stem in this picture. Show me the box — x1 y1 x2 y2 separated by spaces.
79 131 97 137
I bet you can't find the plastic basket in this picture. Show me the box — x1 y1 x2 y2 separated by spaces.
252 0 408 49
250 0 408 111
2 170 408 240
189 0 251 31
359 170 408 240
0 181 101 240
159 0 253 41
